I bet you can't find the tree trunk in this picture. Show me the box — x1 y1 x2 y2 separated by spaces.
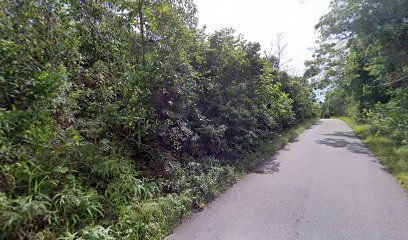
138 0 145 67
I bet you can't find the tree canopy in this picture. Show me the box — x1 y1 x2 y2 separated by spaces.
308 0 407 148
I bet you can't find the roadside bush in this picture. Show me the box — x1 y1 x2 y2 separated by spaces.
367 90 408 145
0 0 319 239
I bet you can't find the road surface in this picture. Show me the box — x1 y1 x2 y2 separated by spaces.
166 119 408 240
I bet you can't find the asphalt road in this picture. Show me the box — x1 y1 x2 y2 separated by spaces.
166 119 408 240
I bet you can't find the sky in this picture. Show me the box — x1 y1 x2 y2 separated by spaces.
194 0 331 74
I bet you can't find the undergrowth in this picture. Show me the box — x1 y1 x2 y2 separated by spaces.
0 119 317 240
138 118 319 239
0 1 320 239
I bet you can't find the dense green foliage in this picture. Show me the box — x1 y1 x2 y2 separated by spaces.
309 0 407 130
0 0 318 239
308 0 407 189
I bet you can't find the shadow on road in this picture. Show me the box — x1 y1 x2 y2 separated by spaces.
316 136 370 155
254 156 280 174
307 121 322 129
323 131 359 139
289 138 300 144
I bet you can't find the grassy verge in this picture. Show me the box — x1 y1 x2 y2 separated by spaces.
337 117 408 192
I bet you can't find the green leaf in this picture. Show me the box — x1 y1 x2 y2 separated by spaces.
53 166 69 174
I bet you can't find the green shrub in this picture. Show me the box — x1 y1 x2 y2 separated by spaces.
0 0 319 239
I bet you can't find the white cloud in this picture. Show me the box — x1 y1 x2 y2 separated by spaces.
194 0 331 73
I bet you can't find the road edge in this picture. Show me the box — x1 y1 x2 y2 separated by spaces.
335 117 408 193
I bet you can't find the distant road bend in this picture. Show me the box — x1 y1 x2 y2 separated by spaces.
166 119 408 240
